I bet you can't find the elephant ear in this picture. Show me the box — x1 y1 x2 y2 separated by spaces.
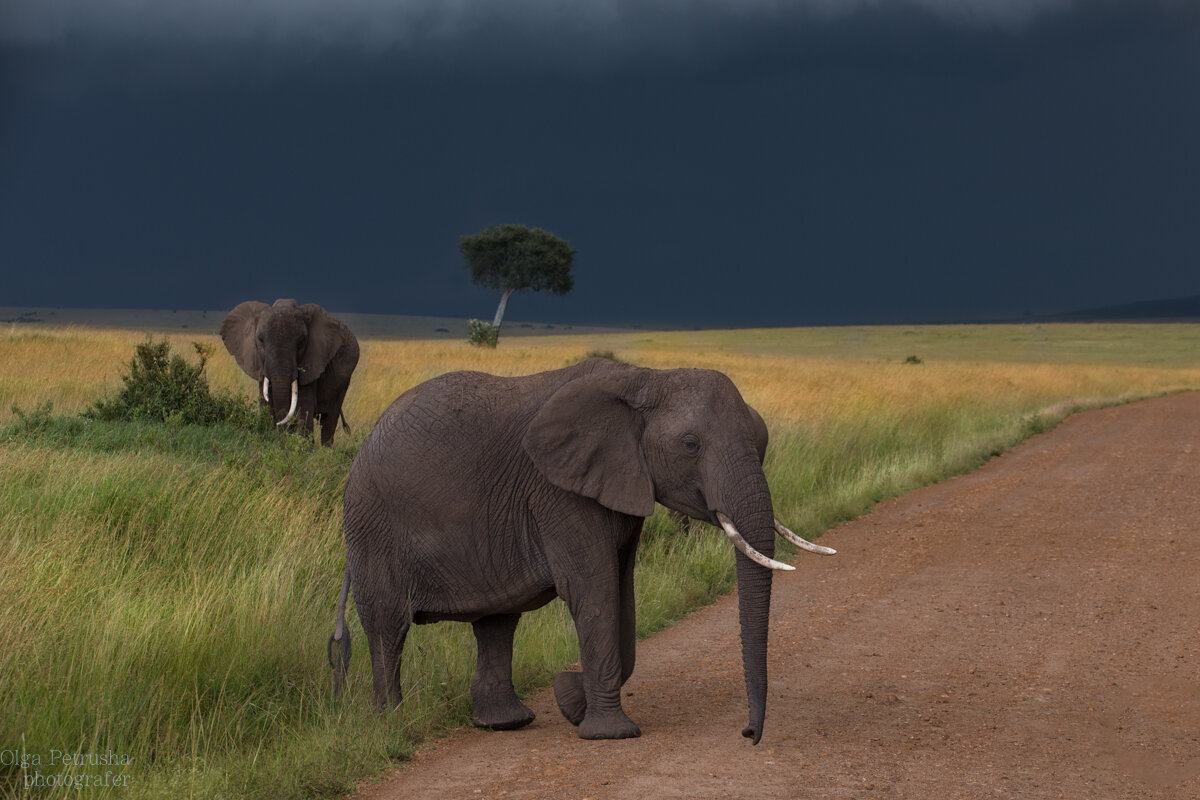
298 304 345 386
747 404 770 464
523 372 656 518
220 301 268 378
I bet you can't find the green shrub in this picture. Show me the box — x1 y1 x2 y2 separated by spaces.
8 400 56 434
466 319 500 348
581 349 630 364
84 339 268 429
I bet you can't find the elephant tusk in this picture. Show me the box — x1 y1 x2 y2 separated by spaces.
277 379 298 426
716 512 795 571
775 519 837 555
262 377 270 403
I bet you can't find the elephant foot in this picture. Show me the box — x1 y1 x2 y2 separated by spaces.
578 710 641 740
471 695 536 731
553 671 587 726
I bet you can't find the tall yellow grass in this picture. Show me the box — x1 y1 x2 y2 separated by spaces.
5 323 1199 434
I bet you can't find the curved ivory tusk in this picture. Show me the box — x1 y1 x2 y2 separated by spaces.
277 379 298 426
775 519 837 555
262 377 270 403
716 512 795 571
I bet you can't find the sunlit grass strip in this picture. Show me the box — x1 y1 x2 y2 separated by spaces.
8 323 1200 428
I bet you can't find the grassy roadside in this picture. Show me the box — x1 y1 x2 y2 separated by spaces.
2 323 1198 798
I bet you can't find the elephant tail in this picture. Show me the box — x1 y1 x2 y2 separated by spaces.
339 411 352 436
327 567 352 698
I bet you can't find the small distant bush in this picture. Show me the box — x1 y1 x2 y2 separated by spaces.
8 400 57 434
575 350 631 365
904 355 923 365
466 319 499 348
85 338 268 429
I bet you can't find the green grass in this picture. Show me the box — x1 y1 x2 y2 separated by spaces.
2 323 1199 798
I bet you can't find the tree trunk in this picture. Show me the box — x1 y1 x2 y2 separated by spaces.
492 288 515 332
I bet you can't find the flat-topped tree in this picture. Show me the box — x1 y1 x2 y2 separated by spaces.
460 224 575 344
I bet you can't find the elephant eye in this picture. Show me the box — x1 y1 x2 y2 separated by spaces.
681 434 701 455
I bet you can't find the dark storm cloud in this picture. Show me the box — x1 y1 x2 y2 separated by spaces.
0 0 1095 83
3 0 1076 47
0 3 992 100
1 1 1198 326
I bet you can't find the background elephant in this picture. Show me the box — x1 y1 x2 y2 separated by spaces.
330 357 833 743
220 299 360 446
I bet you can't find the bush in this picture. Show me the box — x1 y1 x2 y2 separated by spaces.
8 400 56 434
84 339 268 429
572 350 631 366
466 319 500 348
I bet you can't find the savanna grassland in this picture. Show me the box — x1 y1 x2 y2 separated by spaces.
2 321 1199 799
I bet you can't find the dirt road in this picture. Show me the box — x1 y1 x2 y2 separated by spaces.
354 393 1200 799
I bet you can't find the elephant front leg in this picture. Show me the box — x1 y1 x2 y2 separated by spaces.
556 565 641 740
296 383 317 440
470 614 535 730
554 536 639 732
317 411 336 447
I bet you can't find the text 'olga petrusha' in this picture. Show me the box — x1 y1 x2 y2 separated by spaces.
2 749 134 790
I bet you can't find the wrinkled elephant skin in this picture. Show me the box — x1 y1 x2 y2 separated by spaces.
332 358 830 743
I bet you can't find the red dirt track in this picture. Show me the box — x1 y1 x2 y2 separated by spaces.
354 393 1200 800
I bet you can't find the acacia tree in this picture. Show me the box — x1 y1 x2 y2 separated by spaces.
459 224 575 343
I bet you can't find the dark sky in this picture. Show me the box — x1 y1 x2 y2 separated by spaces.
2 1 1198 327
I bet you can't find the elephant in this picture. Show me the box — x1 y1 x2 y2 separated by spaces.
328 357 834 743
220 299 360 446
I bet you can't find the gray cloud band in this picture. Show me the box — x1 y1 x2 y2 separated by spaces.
2 0 1080 45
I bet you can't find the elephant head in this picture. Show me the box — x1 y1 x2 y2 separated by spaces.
523 363 834 743
219 299 350 426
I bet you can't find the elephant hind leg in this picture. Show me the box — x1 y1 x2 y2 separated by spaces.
364 612 410 711
470 614 535 730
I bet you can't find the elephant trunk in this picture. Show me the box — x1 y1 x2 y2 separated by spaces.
264 364 299 425
715 460 777 745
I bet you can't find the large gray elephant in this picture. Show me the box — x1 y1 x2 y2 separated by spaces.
329 357 833 743
220 299 360 446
